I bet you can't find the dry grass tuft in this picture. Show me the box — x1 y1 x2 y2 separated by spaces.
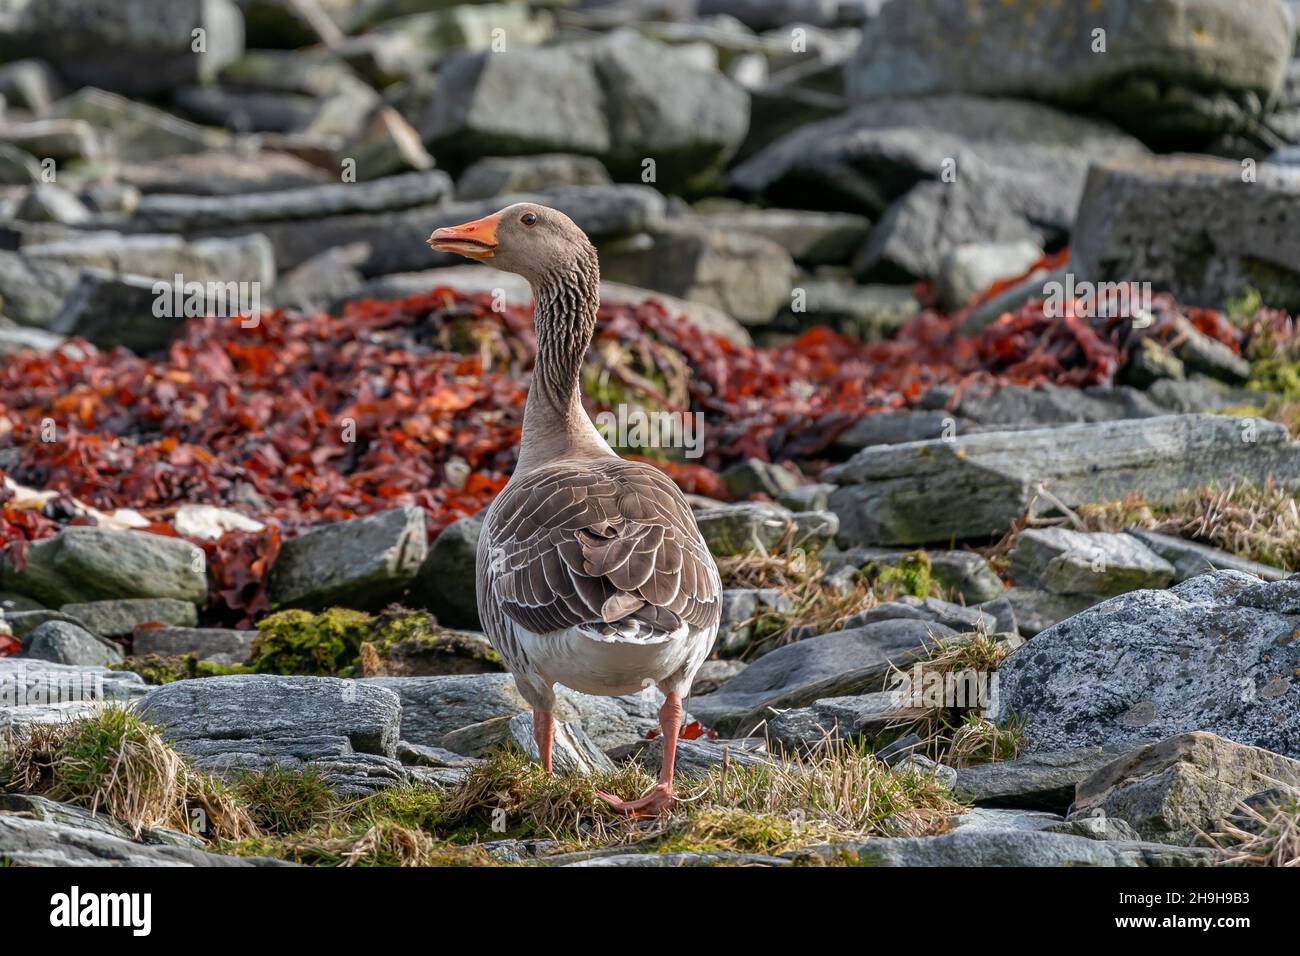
1210 796 1300 867
1076 480 1300 571
8 705 257 841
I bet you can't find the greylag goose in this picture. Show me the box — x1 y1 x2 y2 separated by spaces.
428 203 721 814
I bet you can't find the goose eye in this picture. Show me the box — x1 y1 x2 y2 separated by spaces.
519 211 538 226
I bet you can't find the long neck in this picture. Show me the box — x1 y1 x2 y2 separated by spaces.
516 244 610 471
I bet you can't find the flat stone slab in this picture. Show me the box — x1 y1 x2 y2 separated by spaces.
826 415 1300 546
1009 528 1175 597
1125 528 1289 583
952 746 1131 813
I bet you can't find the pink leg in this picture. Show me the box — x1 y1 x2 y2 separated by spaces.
597 692 682 816
533 709 554 773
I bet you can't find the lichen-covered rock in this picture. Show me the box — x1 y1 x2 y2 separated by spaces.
1071 732 1300 846
995 572 1300 758
1 527 207 607
411 512 483 629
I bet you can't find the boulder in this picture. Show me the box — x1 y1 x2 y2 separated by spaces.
51 88 229 162
456 154 612 201
720 458 802 499
1072 732 1300 845
269 507 427 611
1071 155 1300 313
920 382 1168 430
730 95 1146 231
21 621 122 667
854 176 1043 282
411 512 482 629
422 30 749 192
688 617 945 734
693 201 872 266
0 250 79 329
996 572 1300 759
0 59 61 115
1000 587 1097 639
600 222 795 325
1 527 207 607
137 674 403 793
826 415 1300 546
61 598 198 638
691 659 747 696
10 0 245 97
0 657 147 707
23 233 275 291
847 0 1292 147
118 149 329 195
1008 528 1176 598
716 587 793 655
14 183 89 224
767 690 912 750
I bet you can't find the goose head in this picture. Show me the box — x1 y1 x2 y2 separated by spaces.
428 202 595 287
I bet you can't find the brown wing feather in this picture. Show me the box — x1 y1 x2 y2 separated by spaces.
481 458 720 640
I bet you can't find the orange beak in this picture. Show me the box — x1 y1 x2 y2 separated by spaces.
428 212 501 260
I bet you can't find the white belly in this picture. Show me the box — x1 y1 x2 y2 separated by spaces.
517 624 708 698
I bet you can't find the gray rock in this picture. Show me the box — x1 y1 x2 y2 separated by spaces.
829 828 1215 867
118 149 329 195
855 176 1043 282
564 850 789 867
0 815 288 867
365 673 680 753
456 154 612 201
131 627 256 663
996 571 1300 759
1071 732 1300 846
423 30 749 192
840 596 996 634
847 0 1292 146
0 325 67 356
51 88 229 162
133 169 451 233
48 269 195 354
768 689 912 751
952 747 1129 813
791 510 837 552
3 119 103 162
688 618 944 734
1122 337 1187 389
826 415 1300 546
1009 528 1176 598
22 620 122 667
411 512 482 629
13 0 244 97
635 735 771 779
2 527 206 607
1124 529 1289 584
936 239 1043 310
721 458 801 499
0 59 61 114
396 740 482 768
699 0 882 31
1046 815 1144 843
23 233 275 291
60 598 198 638
601 221 794 326
830 547 1004 604
0 793 203 848
695 502 794 556
691 659 747 696
731 95 1146 231
508 712 616 776
1000 587 1098 639
924 381 1168 429
0 143 41 184
0 657 147 708
0 250 79 329
270 242 367 313
833 410 963 452
962 263 1067 335
13 180 88 223
269 507 427 611
776 279 919 342
1072 156 1300 312
1168 316 1252 383
693 201 871 266
137 674 403 793
948 807 1062 834
776 483 834 513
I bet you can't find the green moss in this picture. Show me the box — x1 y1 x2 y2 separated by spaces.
247 608 373 676
865 551 936 599
360 607 502 675
113 654 250 685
